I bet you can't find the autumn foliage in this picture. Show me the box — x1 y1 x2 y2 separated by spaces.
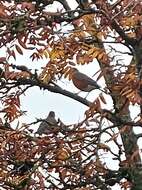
0 0 142 189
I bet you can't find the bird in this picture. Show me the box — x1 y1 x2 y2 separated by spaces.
71 68 101 92
36 111 58 135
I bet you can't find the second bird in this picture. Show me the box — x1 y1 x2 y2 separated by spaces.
36 111 58 135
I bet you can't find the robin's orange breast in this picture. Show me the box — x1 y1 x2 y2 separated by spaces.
72 77 89 91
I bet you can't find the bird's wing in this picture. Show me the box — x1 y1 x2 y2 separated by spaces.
46 117 57 126
75 72 100 88
36 121 51 135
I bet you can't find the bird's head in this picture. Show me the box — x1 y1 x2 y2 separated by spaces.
48 111 55 118
71 68 79 78
72 68 78 73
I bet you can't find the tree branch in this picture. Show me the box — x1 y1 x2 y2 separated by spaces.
16 78 91 107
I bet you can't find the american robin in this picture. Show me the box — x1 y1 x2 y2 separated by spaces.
71 68 100 92
36 111 58 135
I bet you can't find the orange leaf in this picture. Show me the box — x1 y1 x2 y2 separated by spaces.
63 66 71 79
57 148 70 161
0 5 8 18
97 52 104 60
92 50 100 58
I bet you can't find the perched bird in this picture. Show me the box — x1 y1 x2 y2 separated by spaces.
36 111 58 135
71 68 100 92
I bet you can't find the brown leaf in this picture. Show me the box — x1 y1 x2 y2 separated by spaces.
21 2 35 11
11 50 16 60
59 168 67 180
99 93 107 104
15 44 23 55
0 57 6 62
18 37 28 49
98 143 110 152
